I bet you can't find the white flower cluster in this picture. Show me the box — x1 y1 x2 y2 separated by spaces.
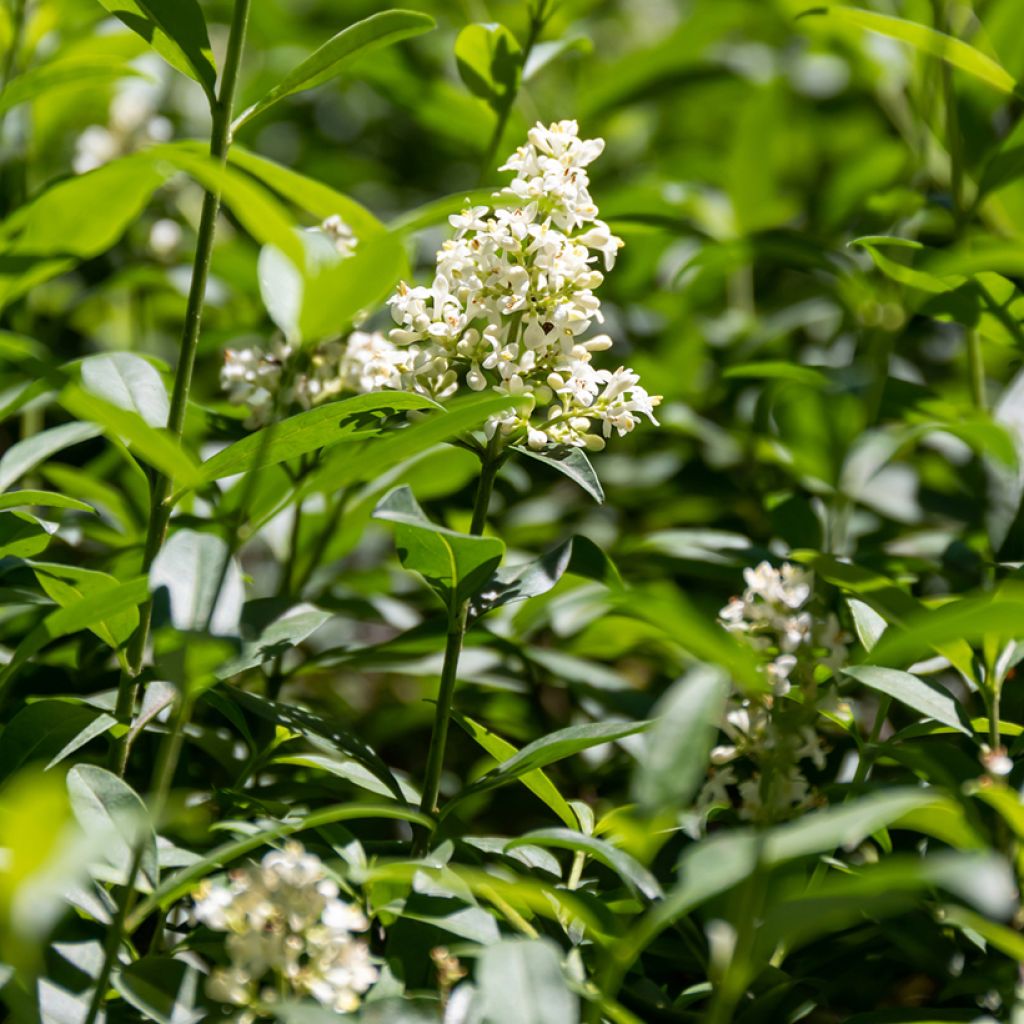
384 120 661 450
719 561 846 697
193 842 377 1019
692 562 848 828
73 55 172 175
221 330 398 428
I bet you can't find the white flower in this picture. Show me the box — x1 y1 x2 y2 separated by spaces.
321 214 358 257
193 842 376 1017
381 120 659 450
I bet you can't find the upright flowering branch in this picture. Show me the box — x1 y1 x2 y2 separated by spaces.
382 120 659 840
109 0 253 775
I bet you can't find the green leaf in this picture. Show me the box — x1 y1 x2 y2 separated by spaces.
0 490 93 514
150 530 244 636
0 153 168 309
258 230 409 346
0 421 101 492
724 361 831 388
0 511 53 559
454 22 522 106
274 753 420 803
233 10 435 130
470 938 578 1024
35 565 140 649
302 393 530 497
0 701 112 781
127 803 432 927
523 36 592 81
94 0 217 100
217 602 332 678
632 665 730 813
470 535 621 620
113 958 203 1024
939 903 1024 960
648 789 954 937
80 352 169 428
801 554 978 683
443 719 650 819
373 485 505 609
816 6 1017 96
227 688 407 804
0 576 149 702
516 444 605 504
843 665 970 734
227 146 386 238
195 392 435 487
149 143 306 267
59 384 202 489
66 764 158 891
865 592 1024 673
0 59 145 119
507 828 662 900
451 710 577 828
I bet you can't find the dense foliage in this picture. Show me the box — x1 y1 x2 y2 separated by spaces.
6 0 1024 1021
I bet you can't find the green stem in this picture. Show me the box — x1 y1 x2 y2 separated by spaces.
851 694 890 790
479 0 548 182
0 0 28 216
967 329 986 411
416 446 501 835
933 0 964 226
108 0 252 776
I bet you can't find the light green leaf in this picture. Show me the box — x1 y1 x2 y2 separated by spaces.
66 764 158 891
843 665 969 734
35 565 139 650
0 490 93 513
632 665 730 813
818 6 1017 96
451 711 576 828
0 511 53 559
150 530 244 636
233 10 435 130
506 828 662 900
0 59 145 118
59 384 202 489
443 719 650 819
0 576 150 701
0 421 101 492
80 352 169 428
373 485 505 609
454 22 522 106
471 939 578 1024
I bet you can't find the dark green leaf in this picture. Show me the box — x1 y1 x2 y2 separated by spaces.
516 444 605 504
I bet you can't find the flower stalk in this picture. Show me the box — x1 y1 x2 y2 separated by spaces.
109 0 253 775
417 443 502 831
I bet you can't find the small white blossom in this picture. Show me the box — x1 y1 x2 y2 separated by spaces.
383 120 661 449
193 842 377 1017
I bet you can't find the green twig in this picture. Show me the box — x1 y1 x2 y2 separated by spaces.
108 0 253 776
416 440 502 841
